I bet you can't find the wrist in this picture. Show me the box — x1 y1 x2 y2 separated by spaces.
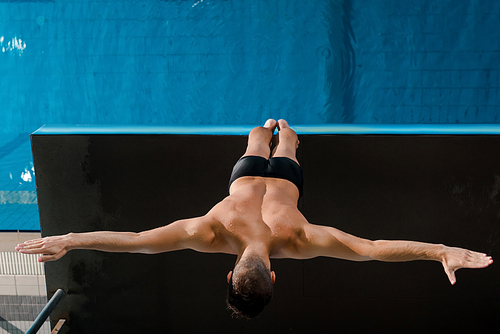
64 233 76 251
435 244 446 262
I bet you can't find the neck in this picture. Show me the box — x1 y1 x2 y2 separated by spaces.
235 243 271 270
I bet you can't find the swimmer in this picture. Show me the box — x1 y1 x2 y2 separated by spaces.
16 119 493 319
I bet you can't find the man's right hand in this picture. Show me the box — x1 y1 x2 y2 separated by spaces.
16 234 71 262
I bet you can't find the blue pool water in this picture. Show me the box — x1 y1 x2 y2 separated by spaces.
1 0 499 231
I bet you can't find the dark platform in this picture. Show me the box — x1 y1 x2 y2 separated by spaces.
31 128 500 333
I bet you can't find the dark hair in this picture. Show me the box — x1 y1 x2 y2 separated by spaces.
226 255 273 319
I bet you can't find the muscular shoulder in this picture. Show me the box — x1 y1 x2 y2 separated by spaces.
266 212 311 259
184 214 235 254
270 224 317 259
295 224 373 261
176 215 217 248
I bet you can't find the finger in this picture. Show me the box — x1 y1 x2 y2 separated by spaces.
16 243 45 254
19 248 48 255
443 266 456 285
22 239 44 245
16 240 44 250
16 243 39 251
38 251 65 263
17 244 56 255
464 254 493 268
19 243 48 251
38 255 52 262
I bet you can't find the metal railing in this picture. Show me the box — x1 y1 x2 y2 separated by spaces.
26 289 65 334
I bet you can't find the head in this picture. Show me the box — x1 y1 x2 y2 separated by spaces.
225 254 276 319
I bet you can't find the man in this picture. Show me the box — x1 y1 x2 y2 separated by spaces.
16 119 493 319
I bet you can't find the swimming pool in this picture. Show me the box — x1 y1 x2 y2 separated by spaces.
1 0 499 231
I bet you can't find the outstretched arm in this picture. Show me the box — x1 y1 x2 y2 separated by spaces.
16 216 217 262
364 239 493 285
301 224 493 285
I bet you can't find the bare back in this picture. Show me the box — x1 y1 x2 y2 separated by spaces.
205 176 309 258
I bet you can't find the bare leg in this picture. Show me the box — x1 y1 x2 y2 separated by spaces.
271 119 300 165
242 119 277 159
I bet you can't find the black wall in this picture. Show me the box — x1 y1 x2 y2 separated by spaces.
31 134 499 333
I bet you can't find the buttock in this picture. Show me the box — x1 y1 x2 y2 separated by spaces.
228 156 303 197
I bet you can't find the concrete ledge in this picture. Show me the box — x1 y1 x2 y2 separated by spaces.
32 124 500 135
30 132 500 333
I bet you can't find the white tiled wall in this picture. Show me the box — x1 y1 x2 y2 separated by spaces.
0 248 50 333
0 275 49 334
0 275 46 296
0 320 51 334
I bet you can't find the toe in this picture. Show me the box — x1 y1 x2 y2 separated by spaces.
264 119 277 130
277 119 290 129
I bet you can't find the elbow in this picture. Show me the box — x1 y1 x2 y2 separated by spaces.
349 239 377 262
363 239 381 261
132 232 156 254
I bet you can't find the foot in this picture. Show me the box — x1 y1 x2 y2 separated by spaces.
277 119 299 149
263 119 277 149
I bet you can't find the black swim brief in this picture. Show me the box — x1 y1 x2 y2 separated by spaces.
228 156 303 197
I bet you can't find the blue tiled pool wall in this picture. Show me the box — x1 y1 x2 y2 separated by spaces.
350 1 500 123
1 0 339 132
0 133 38 230
1 0 499 133
1 0 499 231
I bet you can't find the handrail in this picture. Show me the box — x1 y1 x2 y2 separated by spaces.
26 289 65 334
